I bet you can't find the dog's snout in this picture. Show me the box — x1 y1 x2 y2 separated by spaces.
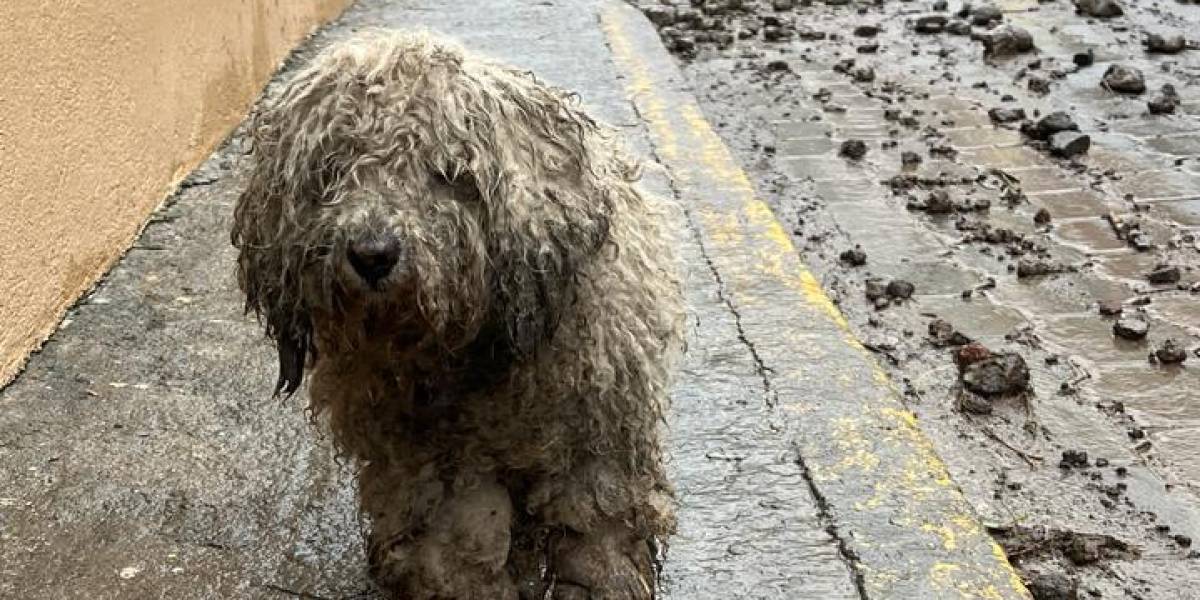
348 237 402 284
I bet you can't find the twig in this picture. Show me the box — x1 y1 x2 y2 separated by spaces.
964 413 1044 469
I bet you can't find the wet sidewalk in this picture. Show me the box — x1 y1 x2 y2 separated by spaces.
0 1 1024 598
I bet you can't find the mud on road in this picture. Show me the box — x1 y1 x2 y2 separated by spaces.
635 0 1200 597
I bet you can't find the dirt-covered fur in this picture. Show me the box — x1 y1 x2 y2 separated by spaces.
231 30 684 599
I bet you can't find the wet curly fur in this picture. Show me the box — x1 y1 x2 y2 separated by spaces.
231 30 684 599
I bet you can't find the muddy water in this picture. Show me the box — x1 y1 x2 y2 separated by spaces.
638 0 1200 595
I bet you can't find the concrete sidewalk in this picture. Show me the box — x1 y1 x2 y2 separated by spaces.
0 1 1026 598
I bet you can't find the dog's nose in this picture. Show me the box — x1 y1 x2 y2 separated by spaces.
348 237 402 284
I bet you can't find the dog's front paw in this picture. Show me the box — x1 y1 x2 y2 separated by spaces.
550 524 656 600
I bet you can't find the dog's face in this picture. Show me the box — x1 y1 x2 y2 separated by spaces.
231 33 626 395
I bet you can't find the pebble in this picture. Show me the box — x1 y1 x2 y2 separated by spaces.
915 14 948 33
1016 258 1064 278
1031 111 1079 140
1155 339 1188 364
1035 208 1052 224
1076 0 1123 17
1050 131 1091 157
1073 49 1095 66
1148 84 1180 115
988 107 1026 123
1027 571 1078 600
947 19 972 35
1147 264 1181 284
1060 449 1090 468
982 24 1034 56
1098 301 1123 316
1113 317 1149 340
929 319 972 346
962 353 1030 396
840 247 868 266
1145 33 1186 54
839 139 868 160
854 24 880 36
887 279 916 300
1102 64 1146 95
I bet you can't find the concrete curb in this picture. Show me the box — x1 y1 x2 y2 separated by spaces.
601 3 1031 598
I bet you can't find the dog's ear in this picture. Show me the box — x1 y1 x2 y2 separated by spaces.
272 316 313 397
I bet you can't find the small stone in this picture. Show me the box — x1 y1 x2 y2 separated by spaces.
1050 131 1091 158
925 189 955 213
887 279 916 300
840 247 868 266
1147 264 1181 284
929 319 972 346
988 107 1027 123
854 24 880 36
947 19 972 35
851 66 876 82
857 43 880 53
1076 0 1123 18
959 392 994 414
1073 49 1095 67
1027 571 1078 600
1175 534 1193 548
1060 449 1089 469
915 14 948 34
766 59 791 72
933 0 949 9
982 24 1034 57
970 4 1003 25
1113 317 1149 340
962 353 1030 396
1032 111 1079 140
1102 64 1146 95
1017 258 1063 278
840 139 868 160
865 278 888 300
1148 84 1181 115
1098 301 1123 316
1145 33 1186 54
772 0 796 9
901 150 923 167
1156 339 1188 364
1035 208 1052 224
763 25 794 42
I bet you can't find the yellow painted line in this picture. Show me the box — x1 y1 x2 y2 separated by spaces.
601 3 1030 599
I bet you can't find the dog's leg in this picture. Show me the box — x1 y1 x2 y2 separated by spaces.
524 459 673 600
361 461 518 600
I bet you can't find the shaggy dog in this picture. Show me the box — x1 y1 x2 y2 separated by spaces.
231 31 685 599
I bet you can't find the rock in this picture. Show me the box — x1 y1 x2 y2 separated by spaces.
989 107 1027 123
946 19 972 35
1031 111 1079 140
1102 64 1146 95
1027 76 1051 95
840 139 868 160
956 342 993 369
865 278 888 300
933 0 949 10
1145 33 1186 54
962 353 1030 396
763 25 794 42
840 247 868 266
1027 571 1078 600
1098 301 1123 316
857 43 880 53
1147 264 1181 284
1060 449 1089 468
915 14 948 33
1017 258 1064 278
970 4 1003 25
850 66 876 82
901 151 923 167
772 0 796 9
766 59 791 72
854 24 880 36
1035 208 1052 224
1076 0 1123 17
926 189 956 213
982 24 1034 56
643 6 678 27
1155 339 1188 364
929 319 972 346
1073 49 1095 67
1113 317 1149 340
887 279 916 300
959 392 994 414
1050 131 1091 157
1148 84 1180 115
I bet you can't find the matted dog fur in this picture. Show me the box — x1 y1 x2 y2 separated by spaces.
232 30 685 599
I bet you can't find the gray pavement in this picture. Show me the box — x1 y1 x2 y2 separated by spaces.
0 1 1024 598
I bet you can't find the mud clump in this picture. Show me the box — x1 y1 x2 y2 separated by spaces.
1113 316 1149 340
1102 64 1146 95
1017 258 1067 278
886 279 915 300
839 139 868 160
990 524 1141 565
961 352 1030 396
1059 449 1089 469
1155 339 1188 364
865 277 916 308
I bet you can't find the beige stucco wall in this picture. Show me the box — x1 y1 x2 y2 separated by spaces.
0 0 351 387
